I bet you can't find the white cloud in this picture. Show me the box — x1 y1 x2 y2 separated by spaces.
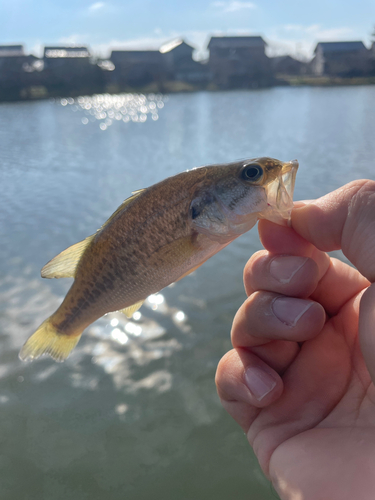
283 24 304 32
58 34 89 46
211 1 256 13
311 27 354 40
28 41 44 58
89 2 105 12
267 24 357 59
281 23 353 40
46 23 360 63
305 24 321 34
266 38 314 60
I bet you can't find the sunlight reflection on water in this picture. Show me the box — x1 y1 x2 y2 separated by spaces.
60 92 167 129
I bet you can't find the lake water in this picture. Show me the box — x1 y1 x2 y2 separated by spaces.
1 86 375 500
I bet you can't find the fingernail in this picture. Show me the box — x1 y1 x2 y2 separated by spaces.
244 366 277 401
272 297 313 327
270 256 308 284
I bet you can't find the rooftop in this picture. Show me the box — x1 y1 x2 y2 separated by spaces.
314 41 366 53
208 36 266 49
0 45 25 57
159 39 194 53
44 46 90 58
111 50 161 59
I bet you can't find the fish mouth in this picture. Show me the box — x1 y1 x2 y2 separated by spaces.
263 159 299 225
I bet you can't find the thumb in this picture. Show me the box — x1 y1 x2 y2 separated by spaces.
359 284 375 383
292 179 375 383
291 179 375 282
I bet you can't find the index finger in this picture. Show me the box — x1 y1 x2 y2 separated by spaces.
256 219 369 316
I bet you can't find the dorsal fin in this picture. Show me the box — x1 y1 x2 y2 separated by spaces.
119 300 144 318
41 189 146 280
100 189 146 229
131 189 146 196
41 235 95 279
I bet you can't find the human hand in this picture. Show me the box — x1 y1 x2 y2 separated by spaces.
216 180 375 500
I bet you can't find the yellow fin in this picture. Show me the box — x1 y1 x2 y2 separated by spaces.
120 300 144 318
100 189 146 229
41 234 95 279
41 189 146 279
19 319 81 363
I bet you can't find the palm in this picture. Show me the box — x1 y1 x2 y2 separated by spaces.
245 221 373 474
253 298 374 472
217 182 375 499
265 305 375 499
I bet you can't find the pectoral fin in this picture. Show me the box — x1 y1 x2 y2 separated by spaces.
120 300 145 318
41 235 95 279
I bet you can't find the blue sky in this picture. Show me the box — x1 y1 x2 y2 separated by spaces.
1 0 374 60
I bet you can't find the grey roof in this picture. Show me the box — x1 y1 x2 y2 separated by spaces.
208 36 266 49
110 50 162 61
0 45 25 56
314 41 366 53
271 55 295 62
160 39 194 53
44 46 90 58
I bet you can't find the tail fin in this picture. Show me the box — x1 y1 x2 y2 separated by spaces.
19 318 82 363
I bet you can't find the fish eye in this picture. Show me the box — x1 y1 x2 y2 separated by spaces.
241 164 263 182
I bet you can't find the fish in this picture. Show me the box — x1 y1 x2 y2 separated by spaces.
19 157 298 362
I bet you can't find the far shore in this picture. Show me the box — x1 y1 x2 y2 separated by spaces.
1 76 375 103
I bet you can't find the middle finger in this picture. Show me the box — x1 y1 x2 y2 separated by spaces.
232 291 326 348
244 252 324 298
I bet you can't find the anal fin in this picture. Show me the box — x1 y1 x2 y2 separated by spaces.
120 300 144 318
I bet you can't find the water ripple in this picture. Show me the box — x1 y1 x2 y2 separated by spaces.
60 93 167 129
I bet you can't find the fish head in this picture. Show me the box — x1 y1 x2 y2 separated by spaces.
189 157 298 242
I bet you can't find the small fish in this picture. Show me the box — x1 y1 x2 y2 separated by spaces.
20 157 298 362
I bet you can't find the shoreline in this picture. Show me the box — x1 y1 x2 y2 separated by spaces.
1 77 375 103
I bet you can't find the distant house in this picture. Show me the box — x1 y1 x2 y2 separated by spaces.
370 42 375 75
44 46 91 71
271 55 307 76
0 45 26 83
207 36 272 88
43 46 91 72
160 39 210 84
110 50 165 87
310 41 369 77
0 45 43 98
42 45 104 94
0 45 34 77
